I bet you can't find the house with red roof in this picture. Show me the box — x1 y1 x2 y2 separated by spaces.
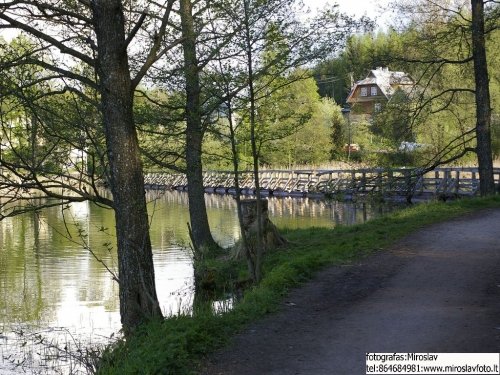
346 67 415 118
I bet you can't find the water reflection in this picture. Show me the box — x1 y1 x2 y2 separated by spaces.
0 191 398 373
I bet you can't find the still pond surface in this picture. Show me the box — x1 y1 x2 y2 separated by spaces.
0 191 399 373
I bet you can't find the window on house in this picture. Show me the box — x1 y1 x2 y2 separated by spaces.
371 86 378 96
360 87 368 96
374 103 382 112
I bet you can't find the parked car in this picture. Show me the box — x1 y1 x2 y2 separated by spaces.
398 141 427 152
344 143 360 152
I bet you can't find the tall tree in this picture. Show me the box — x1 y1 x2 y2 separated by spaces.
179 0 220 252
205 0 361 281
471 0 495 194
0 0 178 331
91 0 163 330
389 0 498 195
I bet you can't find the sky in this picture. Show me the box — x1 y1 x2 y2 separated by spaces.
0 0 393 42
306 0 393 28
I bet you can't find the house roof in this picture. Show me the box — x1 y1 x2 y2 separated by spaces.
346 67 414 103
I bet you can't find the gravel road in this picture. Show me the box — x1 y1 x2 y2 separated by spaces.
201 208 500 374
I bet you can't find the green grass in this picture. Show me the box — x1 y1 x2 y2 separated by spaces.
97 196 500 375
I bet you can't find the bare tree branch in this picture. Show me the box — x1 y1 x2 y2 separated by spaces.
131 0 176 89
0 12 94 66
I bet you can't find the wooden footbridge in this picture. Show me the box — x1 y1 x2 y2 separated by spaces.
144 167 500 201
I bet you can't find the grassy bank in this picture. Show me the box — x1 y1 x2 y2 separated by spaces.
98 196 500 375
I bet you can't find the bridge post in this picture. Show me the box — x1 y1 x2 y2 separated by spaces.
377 171 382 193
404 169 412 198
387 170 393 193
444 169 451 194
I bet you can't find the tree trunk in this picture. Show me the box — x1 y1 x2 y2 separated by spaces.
471 0 495 196
239 199 287 253
92 0 162 332
180 0 219 252
227 100 256 282
243 0 265 283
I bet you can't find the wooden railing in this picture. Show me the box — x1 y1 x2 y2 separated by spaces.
144 167 500 200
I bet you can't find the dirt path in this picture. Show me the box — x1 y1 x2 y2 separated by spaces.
201 208 500 374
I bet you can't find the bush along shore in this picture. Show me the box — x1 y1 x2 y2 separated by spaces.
97 196 500 374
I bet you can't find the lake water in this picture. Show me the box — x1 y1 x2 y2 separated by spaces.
0 190 398 374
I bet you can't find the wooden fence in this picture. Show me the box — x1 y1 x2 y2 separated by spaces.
144 167 500 200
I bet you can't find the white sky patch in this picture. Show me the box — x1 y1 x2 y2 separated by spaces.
304 0 393 29
0 28 19 42
0 1 393 42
